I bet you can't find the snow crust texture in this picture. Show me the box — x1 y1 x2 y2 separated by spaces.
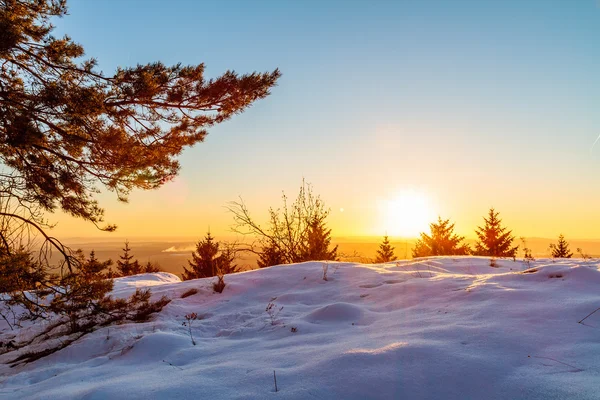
1 257 600 399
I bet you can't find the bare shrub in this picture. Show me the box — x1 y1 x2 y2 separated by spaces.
266 301 283 325
576 248 591 260
212 272 226 293
228 180 338 268
183 312 198 345
128 292 171 323
520 237 535 268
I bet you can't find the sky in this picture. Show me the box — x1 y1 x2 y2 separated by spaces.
50 0 600 240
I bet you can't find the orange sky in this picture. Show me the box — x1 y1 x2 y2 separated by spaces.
51 168 600 242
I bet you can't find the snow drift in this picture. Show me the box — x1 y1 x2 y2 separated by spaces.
1 257 599 399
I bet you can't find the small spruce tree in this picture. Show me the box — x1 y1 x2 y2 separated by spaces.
218 246 237 275
143 261 163 273
183 232 219 279
81 250 114 278
550 234 573 258
375 235 396 263
117 241 142 276
257 240 285 268
182 233 237 280
412 217 470 257
299 215 338 262
473 208 518 258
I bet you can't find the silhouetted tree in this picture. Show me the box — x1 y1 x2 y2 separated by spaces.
412 217 470 257
142 261 163 273
117 241 141 276
375 235 396 263
300 214 338 262
473 208 518 257
550 234 573 258
229 180 337 265
184 233 218 279
182 233 237 280
257 240 285 268
81 250 114 278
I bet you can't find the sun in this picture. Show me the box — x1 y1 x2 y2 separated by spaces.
382 190 434 237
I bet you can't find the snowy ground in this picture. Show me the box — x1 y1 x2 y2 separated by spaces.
1 257 599 399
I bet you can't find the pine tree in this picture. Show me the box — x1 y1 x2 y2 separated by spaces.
375 235 396 263
81 250 113 277
183 233 218 280
0 1 280 233
257 240 285 268
117 241 141 276
143 261 163 273
412 217 470 257
0 0 273 337
550 234 573 258
182 233 237 280
473 208 518 257
217 246 237 275
520 237 534 263
0 249 46 294
299 215 338 262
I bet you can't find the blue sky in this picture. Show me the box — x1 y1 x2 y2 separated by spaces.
53 0 600 239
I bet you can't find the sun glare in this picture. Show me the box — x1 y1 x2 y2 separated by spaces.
383 190 434 237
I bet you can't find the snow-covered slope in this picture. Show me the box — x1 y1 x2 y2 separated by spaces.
1 257 599 399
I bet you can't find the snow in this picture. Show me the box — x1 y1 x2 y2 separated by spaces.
1 257 600 399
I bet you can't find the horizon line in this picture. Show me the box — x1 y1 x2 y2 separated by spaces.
58 235 600 242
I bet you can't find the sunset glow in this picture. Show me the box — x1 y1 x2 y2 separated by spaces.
41 0 600 243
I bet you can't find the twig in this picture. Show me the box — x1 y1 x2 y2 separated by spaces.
163 360 183 370
183 313 198 345
273 370 278 392
578 307 600 324
528 355 583 372
333 263 342 275
266 302 283 325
